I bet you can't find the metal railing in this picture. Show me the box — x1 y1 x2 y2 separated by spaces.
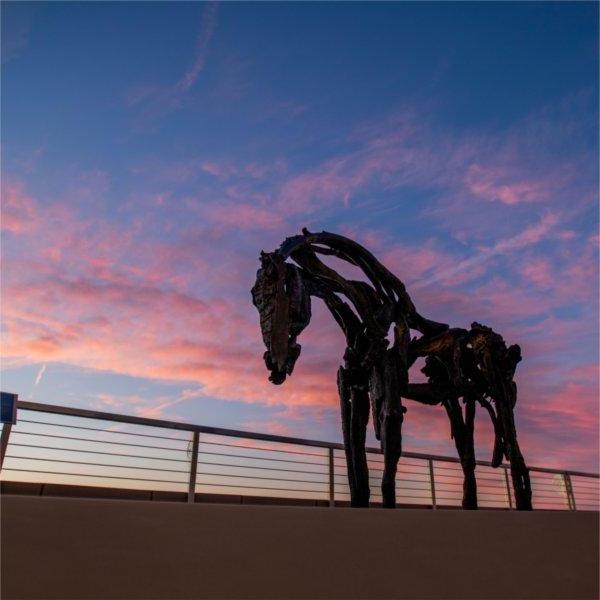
1 400 598 510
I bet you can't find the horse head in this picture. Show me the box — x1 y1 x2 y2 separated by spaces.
251 251 312 385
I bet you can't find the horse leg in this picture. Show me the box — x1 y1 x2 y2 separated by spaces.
381 401 403 508
380 352 404 509
350 384 371 507
337 366 358 506
497 402 532 510
463 397 478 510
508 445 532 510
338 366 370 507
444 396 477 510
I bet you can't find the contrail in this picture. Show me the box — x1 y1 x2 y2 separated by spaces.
413 212 559 289
34 364 46 386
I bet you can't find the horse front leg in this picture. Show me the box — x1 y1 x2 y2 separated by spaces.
380 396 404 508
350 384 370 507
337 366 370 507
337 366 357 506
378 352 404 509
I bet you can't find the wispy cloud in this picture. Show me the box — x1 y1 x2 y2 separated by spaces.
34 364 46 386
2 90 598 470
127 2 219 121
174 1 219 94
1 179 40 234
1 2 39 64
413 212 560 289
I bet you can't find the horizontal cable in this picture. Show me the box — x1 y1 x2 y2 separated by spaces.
9 443 190 463
333 463 428 475
434 483 506 493
1 468 187 485
197 449 325 467
11 431 187 453
333 475 430 486
334 457 428 468
333 487 429 497
330 492 431 501
195 481 326 494
17 419 189 443
199 440 325 458
530 483 566 489
532 494 569 501
199 459 328 477
530 478 567 484
432 473 464 480
432 465 463 472
5 455 190 474
436 492 506 499
195 472 328 486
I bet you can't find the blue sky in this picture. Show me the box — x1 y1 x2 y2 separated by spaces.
2 1 598 471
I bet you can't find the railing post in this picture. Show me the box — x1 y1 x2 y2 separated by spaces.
563 472 576 511
0 424 13 471
328 447 335 507
428 458 436 509
504 466 513 510
187 431 199 503
0 392 18 472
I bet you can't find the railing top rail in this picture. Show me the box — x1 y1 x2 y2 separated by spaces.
15 400 599 479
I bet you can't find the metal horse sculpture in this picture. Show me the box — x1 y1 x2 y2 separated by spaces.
251 229 532 510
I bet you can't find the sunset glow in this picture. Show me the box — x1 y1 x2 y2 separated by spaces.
2 2 598 473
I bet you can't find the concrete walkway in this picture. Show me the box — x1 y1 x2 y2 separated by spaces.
1 495 598 599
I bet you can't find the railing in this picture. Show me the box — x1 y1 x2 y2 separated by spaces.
1 400 598 510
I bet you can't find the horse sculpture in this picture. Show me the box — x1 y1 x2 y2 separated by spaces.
251 229 532 510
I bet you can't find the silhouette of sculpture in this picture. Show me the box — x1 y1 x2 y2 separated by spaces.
251 229 532 510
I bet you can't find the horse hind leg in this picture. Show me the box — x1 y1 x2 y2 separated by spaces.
462 397 478 510
444 396 478 510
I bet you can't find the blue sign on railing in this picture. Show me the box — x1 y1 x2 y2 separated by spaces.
1 392 18 424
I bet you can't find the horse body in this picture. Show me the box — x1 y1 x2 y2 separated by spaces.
251 229 532 510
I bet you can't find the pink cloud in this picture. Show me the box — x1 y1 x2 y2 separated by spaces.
201 203 284 231
465 164 547 205
1 92 597 471
519 258 555 289
242 419 294 436
1 179 39 234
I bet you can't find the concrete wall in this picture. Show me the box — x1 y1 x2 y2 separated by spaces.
1 495 598 600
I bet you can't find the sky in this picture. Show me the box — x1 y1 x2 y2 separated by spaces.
1 1 598 474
